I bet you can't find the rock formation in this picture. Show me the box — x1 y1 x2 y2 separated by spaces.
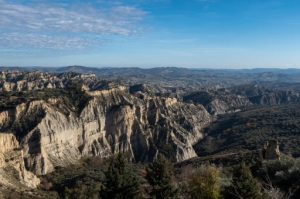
0 70 119 91
205 96 251 115
0 133 40 188
0 87 212 175
0 70 297 184
262 140 281 160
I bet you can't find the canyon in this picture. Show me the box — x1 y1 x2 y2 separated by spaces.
0 68 300 191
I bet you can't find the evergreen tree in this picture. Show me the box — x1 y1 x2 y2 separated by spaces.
145 154 178 199
224 162 261 199
100 153 140 199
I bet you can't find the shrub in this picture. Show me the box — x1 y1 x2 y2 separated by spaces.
188 165 220 199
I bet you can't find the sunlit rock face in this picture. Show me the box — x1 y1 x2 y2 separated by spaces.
0 133 40 188
0 88 212 175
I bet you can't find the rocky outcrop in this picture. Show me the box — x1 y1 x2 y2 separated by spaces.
226 85 300 106
0 89 212 175
183 90 253 116
0 133 40 188
205 96 251 115
186 85 300 116
262 140 281 160
0 71 120 91
249 91 300 105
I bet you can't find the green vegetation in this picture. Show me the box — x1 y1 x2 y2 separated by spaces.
100 153 140 199
188 166 220 199
223 162 261 199
44 157 105 198
0 82 92 140
145 154 178 199
0 82 92 115
0 91 27 111
256 156 300 198
32 153 300 199
40 156 146 199
194 103 300 157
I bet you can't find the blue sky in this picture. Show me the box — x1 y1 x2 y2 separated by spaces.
0 0 300 68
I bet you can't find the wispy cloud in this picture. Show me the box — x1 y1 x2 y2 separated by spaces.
157 38 196 44
0 33 109 50
0 0 147 56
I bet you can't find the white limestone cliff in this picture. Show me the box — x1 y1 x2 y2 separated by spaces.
0 88 212 175
0 133 40 188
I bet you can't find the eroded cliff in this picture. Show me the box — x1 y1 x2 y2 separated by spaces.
0 133 40 188
0 88 212 175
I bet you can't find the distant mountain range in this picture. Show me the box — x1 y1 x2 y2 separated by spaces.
2 65 300 74
2 65 300 91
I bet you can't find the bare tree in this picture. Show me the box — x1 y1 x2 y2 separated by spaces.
258 172 300 199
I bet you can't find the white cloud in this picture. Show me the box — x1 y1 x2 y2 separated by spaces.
0 1 146 35
0 0 146 54
0 33 109 49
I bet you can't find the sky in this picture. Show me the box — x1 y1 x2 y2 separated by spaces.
0 0 300 68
